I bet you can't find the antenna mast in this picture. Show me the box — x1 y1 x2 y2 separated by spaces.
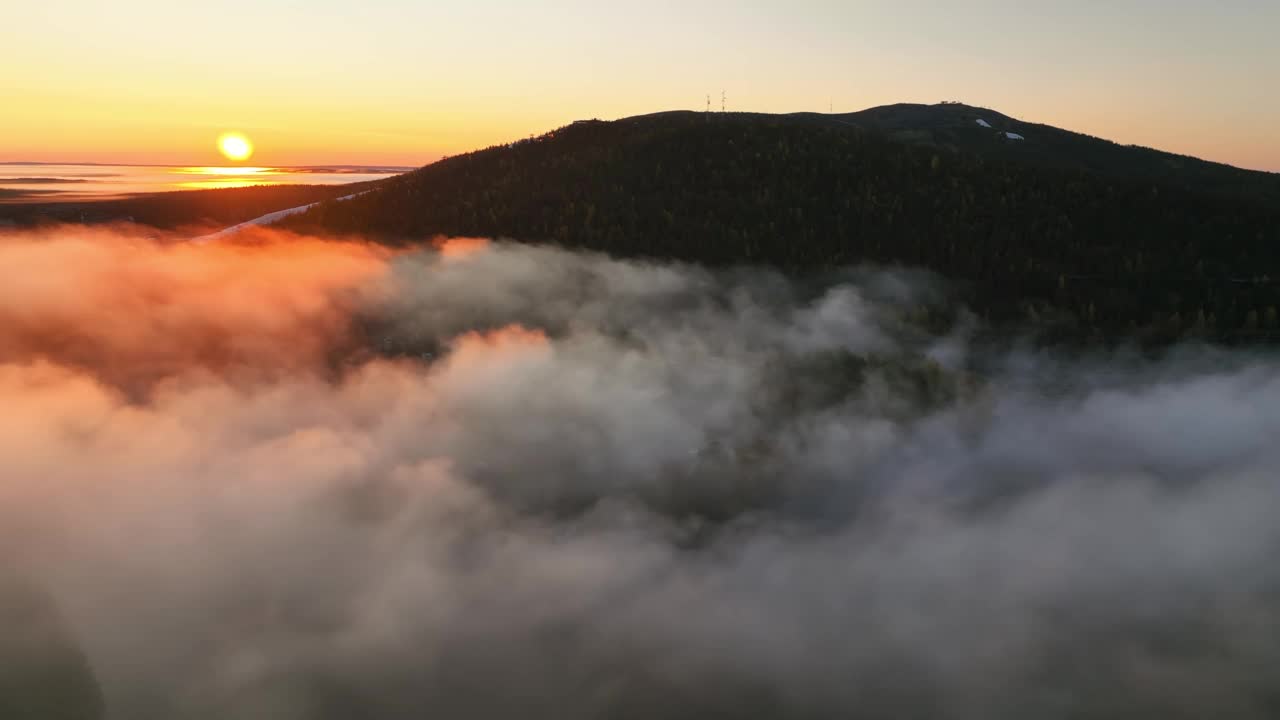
721 90 726 113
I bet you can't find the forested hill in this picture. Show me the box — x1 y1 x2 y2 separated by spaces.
283 107 1280 343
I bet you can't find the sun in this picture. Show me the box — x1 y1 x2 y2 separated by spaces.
217 132 254 162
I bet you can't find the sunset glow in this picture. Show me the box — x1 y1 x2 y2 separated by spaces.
2 1 1278 170
177 166 278 175
217 132 254 162
173 163 277 189
175 178 278 190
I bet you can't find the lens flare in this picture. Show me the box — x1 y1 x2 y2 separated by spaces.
216 132 254 162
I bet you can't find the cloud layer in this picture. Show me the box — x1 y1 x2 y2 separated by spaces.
3 226 1280 719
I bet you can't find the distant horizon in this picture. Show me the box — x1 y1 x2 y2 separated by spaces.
0 160 418 171
0 162 405 200
4 103 1279 176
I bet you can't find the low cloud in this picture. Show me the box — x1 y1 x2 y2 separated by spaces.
3 225 1280 718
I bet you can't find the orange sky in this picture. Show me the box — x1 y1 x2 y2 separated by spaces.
3 1 1278 171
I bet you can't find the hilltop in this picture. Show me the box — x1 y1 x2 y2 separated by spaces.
837 104 1278 199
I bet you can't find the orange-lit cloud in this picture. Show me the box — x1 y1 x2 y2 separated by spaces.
453 323 548 351
0 226 392 389
433 236 491 260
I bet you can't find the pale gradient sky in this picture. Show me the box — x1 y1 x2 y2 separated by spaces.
2 0 1278 170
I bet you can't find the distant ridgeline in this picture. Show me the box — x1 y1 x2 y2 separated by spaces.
281 104 1280 344
0 183 378 230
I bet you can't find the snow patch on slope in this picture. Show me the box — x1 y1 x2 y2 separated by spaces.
1005 132 1025 141
976 119 992 128
191 191 368 243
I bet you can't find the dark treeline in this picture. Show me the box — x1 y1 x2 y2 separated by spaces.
284 110 1280 344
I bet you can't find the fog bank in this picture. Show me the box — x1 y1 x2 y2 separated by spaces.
3 225 1280 719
